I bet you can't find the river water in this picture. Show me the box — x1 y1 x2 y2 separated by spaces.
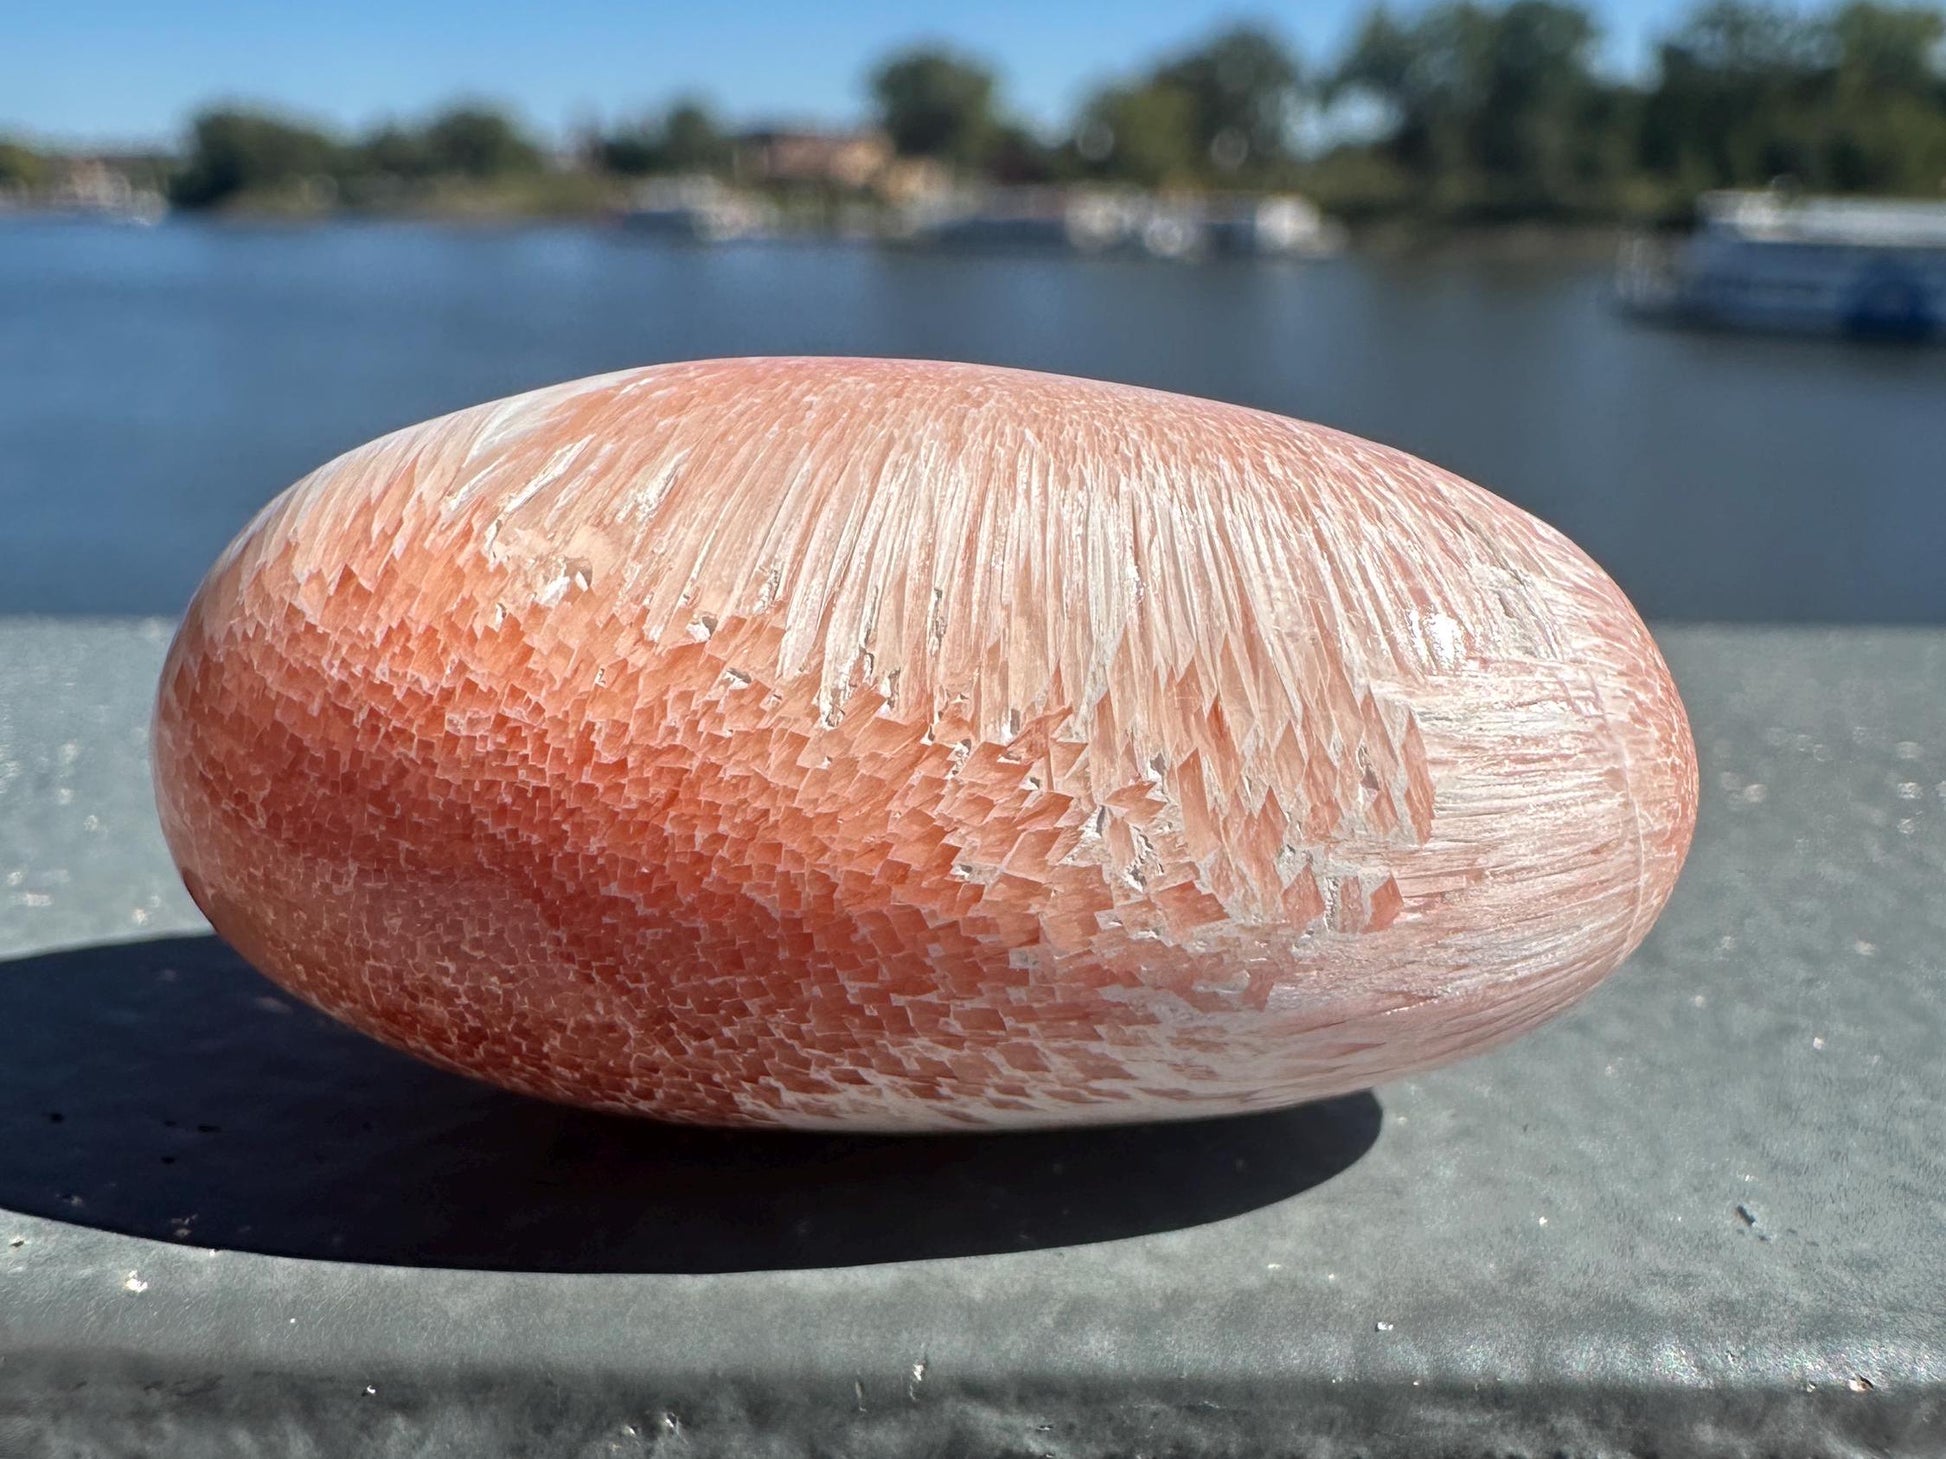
3 217 1942 619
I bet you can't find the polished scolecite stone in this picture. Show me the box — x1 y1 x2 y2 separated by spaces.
152 358 1696 1129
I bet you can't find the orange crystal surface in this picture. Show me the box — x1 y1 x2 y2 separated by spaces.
153 358 1696 1129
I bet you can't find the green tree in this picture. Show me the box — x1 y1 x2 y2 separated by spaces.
1629 0 1946 198
0 139 47 190
1472 1 1607 206
169 108 344 208
1155 25 1305 175
1821 4 1946 191
1333 1 1617 216
1832 1 1945 93
870 48 999 165
598 98 731 176
1637 2 1828 188
659 99 731 172
1078 81 1201 186
598 121 663 176
420 106 541 178
358 123 434 180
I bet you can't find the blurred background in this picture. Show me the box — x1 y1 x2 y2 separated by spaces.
3 0 1944 621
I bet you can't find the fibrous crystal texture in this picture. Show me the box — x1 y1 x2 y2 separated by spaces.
154 359 1697 1130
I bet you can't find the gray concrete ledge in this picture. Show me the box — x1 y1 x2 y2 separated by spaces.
1 620 1941 1456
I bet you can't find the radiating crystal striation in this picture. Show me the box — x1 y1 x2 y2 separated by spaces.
153 358 1697 1129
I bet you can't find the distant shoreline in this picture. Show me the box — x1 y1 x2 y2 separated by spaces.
1 199 1634 263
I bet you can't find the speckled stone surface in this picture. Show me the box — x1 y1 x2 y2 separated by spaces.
1 619 1941 1457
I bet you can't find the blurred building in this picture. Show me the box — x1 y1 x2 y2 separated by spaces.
874 156 953 208
734 129 892 190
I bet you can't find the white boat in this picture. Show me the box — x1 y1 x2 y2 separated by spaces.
907 186 1137 253
1618 189 1946 341
1202 195 1346 259
908 187 1344 262
617 176 776 243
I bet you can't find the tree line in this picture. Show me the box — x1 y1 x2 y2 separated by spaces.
8 0 1941 224
167 105 548 209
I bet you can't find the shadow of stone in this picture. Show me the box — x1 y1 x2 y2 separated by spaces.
0 934 1380 1273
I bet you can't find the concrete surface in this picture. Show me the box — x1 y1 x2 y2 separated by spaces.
0 619 1940 1456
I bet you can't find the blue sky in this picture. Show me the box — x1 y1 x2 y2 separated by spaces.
12 0 1701 148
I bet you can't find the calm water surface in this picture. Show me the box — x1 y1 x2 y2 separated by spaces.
3 217 1943 619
